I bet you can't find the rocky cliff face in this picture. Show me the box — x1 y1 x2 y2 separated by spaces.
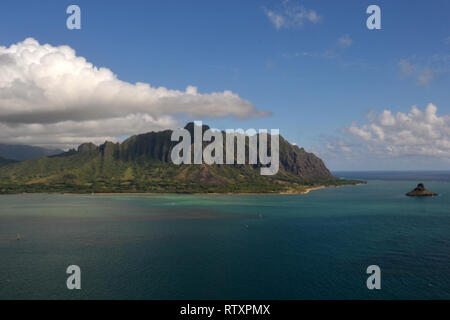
114 123 332 180
0 123 350 193
77 142 98 153
278 136 331 179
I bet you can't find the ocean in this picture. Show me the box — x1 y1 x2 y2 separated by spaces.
1 171 449 299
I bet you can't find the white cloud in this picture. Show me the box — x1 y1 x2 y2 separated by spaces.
0 38 268 149
283 35 354 62
398 59 435 86
416 67 435 86
398 55 450 86
343 104 450 158
263 0 321 30
282 50 337 59
320 104 450 169
337 34 353 48
0 114 178 149
398 59 415 77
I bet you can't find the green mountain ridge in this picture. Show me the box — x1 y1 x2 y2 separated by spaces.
0 123 362 194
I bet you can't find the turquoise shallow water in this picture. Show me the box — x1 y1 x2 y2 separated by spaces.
1 173 450 299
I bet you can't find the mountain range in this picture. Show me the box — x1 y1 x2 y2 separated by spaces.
0 143 63 161
0 123 361 194
0 156 16 166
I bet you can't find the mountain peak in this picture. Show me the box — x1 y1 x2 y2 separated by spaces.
184 122 211 135
77 142 98 153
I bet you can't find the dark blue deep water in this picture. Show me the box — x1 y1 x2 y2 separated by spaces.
1 171 450 299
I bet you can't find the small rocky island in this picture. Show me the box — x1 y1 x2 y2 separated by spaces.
406 183 438 197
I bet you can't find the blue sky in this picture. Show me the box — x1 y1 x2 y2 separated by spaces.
0 0 449 170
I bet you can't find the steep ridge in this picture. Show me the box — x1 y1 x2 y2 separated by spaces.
0 123 360 194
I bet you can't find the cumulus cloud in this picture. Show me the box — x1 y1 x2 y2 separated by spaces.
0 114 178 149
263 0 321 30
319 104 450 169
0 38 267 148
328 104 450 159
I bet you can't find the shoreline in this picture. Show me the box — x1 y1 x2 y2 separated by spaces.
0 183 366 196
301 186 327 194
280 182 366 195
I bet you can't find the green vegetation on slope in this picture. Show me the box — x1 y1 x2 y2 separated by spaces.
0 124 363 194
